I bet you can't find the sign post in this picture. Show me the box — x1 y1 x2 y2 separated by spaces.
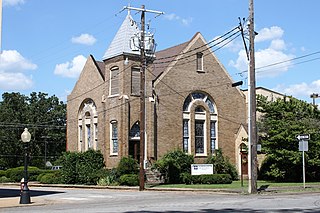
297 134 310 188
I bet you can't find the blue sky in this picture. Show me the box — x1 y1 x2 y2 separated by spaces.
1 0 320 104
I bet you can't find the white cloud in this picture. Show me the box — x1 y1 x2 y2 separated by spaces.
0 72 33 90
212 36 243 53
269 39 286 51
0 50 37 72
3 0 25 7
71 34 97 46
255 26 284 42
229 49 248 71
54 55 86 78
255 48 294 78
164 13 193 26
229 26 295 78
0 50 36 90
274 79 320 98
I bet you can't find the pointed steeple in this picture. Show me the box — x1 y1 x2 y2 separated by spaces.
102 12 140 60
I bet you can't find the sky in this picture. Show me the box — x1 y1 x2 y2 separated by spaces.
1 0 320 104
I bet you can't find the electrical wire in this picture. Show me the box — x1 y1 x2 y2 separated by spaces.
236 51 320 75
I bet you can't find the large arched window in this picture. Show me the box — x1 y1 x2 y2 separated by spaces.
183 92 217 156
78 99 98 151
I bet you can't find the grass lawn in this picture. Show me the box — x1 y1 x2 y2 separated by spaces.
153 180 320 190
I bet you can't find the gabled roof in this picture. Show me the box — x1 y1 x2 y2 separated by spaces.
152 41 189 80
102 12 140 60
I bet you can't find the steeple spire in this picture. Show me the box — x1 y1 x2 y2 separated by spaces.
102 9 140 60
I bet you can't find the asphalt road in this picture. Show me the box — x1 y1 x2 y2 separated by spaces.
1 186 320 213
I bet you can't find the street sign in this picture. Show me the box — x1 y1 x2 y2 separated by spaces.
299 140 308 152
296 134 310 141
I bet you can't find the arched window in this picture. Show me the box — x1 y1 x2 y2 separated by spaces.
110 120 118 155
183 92 217 156
110 66 119 96
78 99 98 151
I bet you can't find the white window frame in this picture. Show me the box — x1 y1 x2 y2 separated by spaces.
196 52 204 72
182 92 217 157
78 99 98 152
110 120 118 155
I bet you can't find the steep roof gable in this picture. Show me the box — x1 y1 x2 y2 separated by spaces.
102 12 140 60
153 41 189 79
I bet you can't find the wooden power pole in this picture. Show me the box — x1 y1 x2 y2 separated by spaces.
248 0 258 194
124 5 163 191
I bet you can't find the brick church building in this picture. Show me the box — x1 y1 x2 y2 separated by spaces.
66 12 248 173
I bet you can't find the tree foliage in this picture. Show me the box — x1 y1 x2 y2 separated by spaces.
257 95 320 181
0 92 66 169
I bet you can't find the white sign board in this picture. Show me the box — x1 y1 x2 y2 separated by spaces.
299 140 308 152
191 164 213 175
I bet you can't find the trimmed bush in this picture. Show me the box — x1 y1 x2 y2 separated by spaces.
0 176 11 183
58 149 105 185
97 168 118 186
180 173 232 184
38 171 62 184
59 151 79 184
5 166 42 182
119 174 139 186
0 170 6 177
77 149 105 185
206 149 238 180
153 149 194 184
116 156 139 177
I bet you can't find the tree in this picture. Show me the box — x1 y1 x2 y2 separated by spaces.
257 95 320 181
0 92 66 169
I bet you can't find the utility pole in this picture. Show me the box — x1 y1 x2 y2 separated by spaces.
139 5 146 192
310 93 319 106
124 5 163 191
248 0 258 194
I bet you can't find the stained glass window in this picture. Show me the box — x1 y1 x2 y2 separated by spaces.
195 120 204 154
183 120 189 153
111 122 118 154
210 121 216 154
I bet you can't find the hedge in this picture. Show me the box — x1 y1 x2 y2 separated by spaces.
5 166 43 182
180 173 232 184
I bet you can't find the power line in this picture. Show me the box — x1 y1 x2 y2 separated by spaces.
154 26 240 62
153 30 241 65
236 51 320 75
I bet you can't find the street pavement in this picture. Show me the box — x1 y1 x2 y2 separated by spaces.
1 183 320 212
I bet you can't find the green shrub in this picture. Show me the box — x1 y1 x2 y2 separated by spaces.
58 150 105 185
0 176 11 183
153 149 194 184
116 156 139 177
180 173 232 184
59 151 79 184
76 149 105 185
38 171 62 184
206 149 238 180
5 166 42 182
180 172 192 184
0 170 6 177
119 174 139 186
97 168 118 186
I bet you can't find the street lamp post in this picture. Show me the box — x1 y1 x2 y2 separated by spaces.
20 128 31 204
